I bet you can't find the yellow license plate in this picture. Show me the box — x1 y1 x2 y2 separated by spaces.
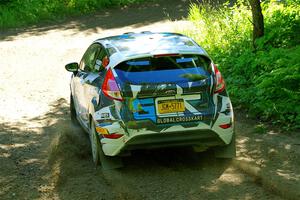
158 99 185 114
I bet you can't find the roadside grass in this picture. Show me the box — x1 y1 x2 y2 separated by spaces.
180 0 300 130
0 0 146 29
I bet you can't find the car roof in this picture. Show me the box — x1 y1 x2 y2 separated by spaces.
94 32 208 60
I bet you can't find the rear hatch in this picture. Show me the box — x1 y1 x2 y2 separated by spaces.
114 54 215 127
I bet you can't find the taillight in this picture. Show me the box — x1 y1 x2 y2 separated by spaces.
213 64 225 93
102 69 123 101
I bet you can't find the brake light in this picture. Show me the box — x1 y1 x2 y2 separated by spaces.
154 53 179 58
102 69 123 101
213 64 225 93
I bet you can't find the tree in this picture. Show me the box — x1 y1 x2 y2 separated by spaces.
248 0 264 45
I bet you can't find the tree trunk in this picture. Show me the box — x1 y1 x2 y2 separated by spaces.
248 0 264 44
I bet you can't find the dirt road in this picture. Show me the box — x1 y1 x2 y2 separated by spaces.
0 0 298 199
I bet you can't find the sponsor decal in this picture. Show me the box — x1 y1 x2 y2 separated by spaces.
101 113 110 118
95 126 109 135
157 115 203 124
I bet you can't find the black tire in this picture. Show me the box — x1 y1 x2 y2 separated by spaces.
70 95 79 125
89 120 101 166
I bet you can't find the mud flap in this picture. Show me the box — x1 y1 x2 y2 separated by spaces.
98 147 124 170
214 132 236 158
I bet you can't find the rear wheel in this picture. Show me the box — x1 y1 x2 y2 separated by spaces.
89 120 101 165
89 120 123 169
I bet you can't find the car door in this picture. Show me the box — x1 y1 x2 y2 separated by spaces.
82 45 109 123
81 44 111 127
73 44 101 127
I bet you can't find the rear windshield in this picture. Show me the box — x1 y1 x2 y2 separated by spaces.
114 55 211 84
115 55 210 72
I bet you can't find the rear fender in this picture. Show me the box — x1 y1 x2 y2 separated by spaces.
88 97 98 125
92 102 127 139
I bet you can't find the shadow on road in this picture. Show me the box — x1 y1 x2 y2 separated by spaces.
235 112 300 199
0 0 199 41
0 98 69 199
0 98 280 199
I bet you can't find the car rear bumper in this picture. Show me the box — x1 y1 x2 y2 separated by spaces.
123 129 225 150
101 128 233 156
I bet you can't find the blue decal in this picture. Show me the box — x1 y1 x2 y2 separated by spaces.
115 68 209 84
126 61 150 66
132 98 156 122
176 58 194 63
98 122 113 127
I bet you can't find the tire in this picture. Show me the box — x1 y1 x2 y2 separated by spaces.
89 120 123 170
89 120 101 166
70 95 79 125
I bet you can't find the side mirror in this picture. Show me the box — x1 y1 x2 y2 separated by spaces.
65 62 79 72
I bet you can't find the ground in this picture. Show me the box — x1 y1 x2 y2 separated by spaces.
0 0 299 199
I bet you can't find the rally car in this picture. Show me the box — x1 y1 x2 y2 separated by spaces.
65 32 236 169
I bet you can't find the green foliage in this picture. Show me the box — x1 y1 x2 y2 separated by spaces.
181 0 300 130
0 0 145 29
